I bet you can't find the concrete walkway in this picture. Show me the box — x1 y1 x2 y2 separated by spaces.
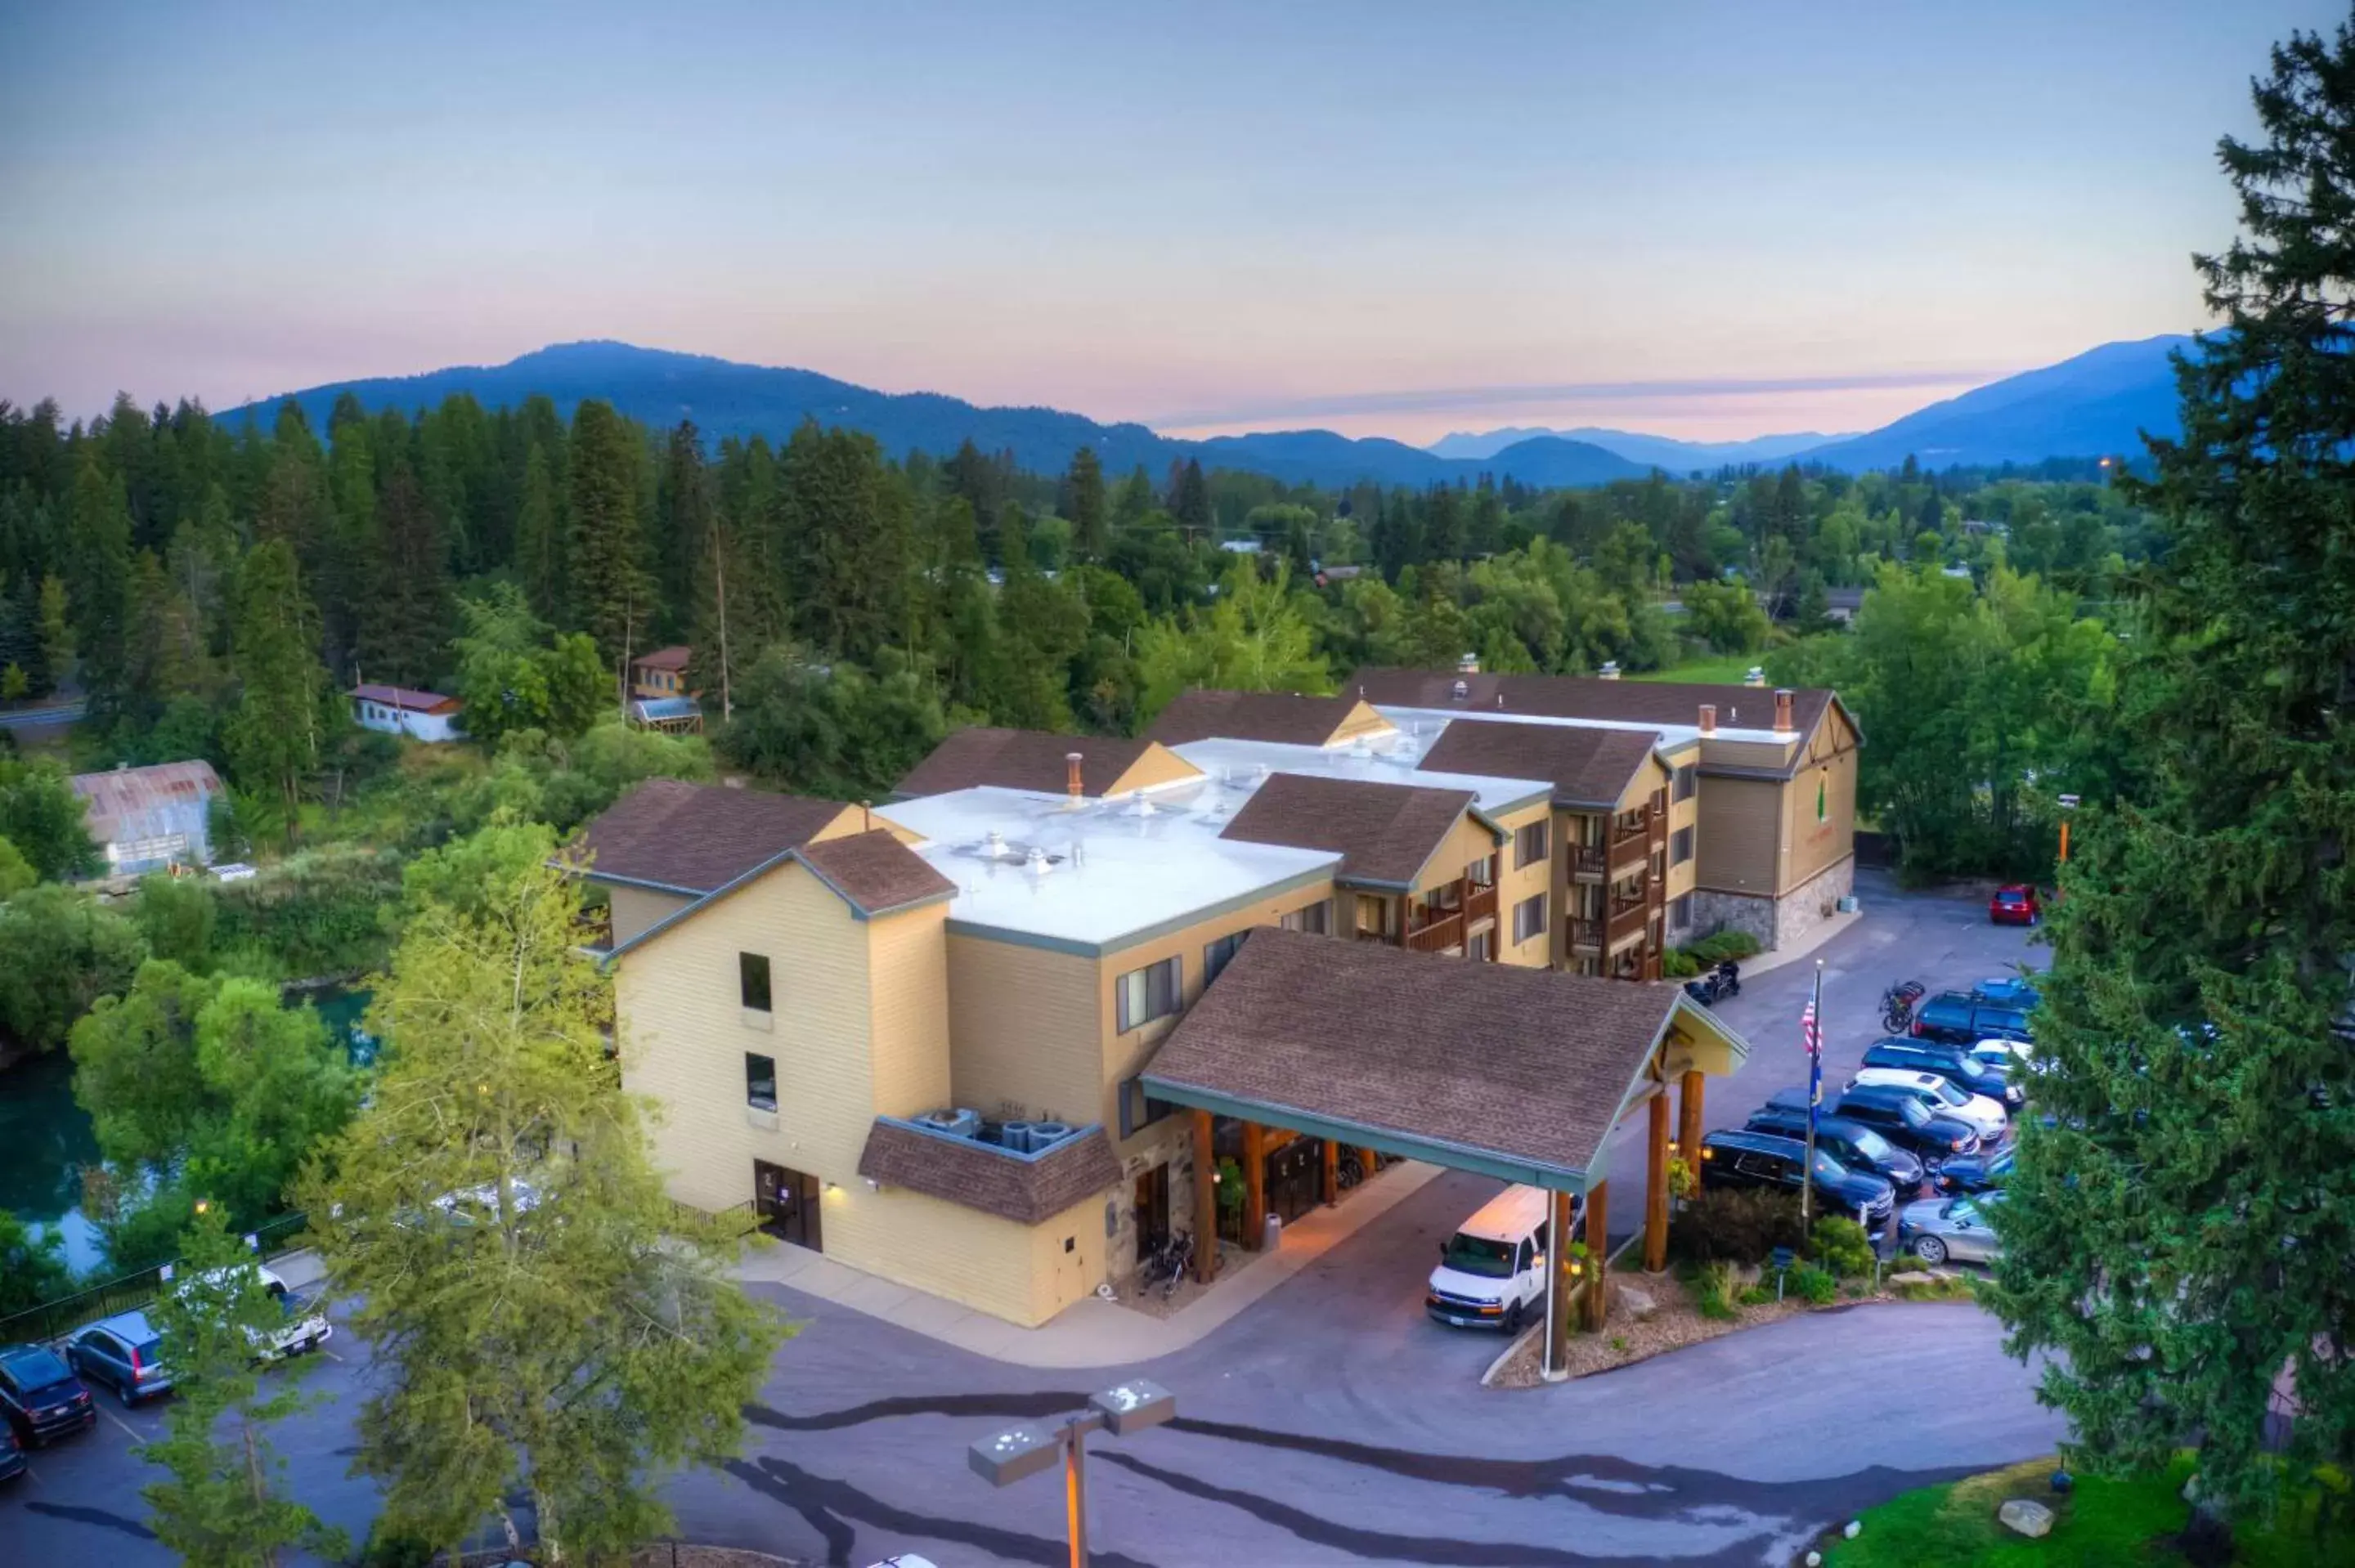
735 1158 1446 1368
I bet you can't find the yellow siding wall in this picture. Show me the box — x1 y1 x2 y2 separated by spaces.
1025 1194 1113 1322
945 935 1103 1129
1780 711 1859 893
808 803 885 842
869 905 953 1120
1107 743 1207 795
1415 811 1509 896
1489 801 1552 966
1662 746 1702 907
1330 700 1395 746
609 886 693 946
1694 775 1782 896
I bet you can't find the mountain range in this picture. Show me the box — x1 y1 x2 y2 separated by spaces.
227 332 2200 490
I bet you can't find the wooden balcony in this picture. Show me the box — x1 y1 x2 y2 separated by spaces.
1404 910 1465 954
1605 898 1650 950
1608 831 1651 880
1570 845 1607 881
1568 916 1603 953
1465 881 1498 925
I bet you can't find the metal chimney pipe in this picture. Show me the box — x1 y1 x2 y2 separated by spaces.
1065 751 1085 799
1698 704 1716 737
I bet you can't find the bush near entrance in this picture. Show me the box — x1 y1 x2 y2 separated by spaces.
1680 929 1762 967
1820 1455 2353 1568
1669 1188 1804 1266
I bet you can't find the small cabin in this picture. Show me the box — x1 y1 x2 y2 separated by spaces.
352 683 463 742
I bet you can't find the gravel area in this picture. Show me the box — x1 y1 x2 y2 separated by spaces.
1488 1266 1971 1387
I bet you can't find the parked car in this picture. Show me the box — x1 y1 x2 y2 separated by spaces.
1697 1129 1895 1227
1989 884 2041 925
1899 1193 2007 1265
176 1263 332 1361
1849 1067 2011 1143
0 1344 95 1447
1912 992 2034 1049
1745 1092 1927 1194
1865 1034 2026 1108
1971 975 2042 1010
1425 1184 1567 1333
64 1310 173 1405
1934 1144 2016 1195
0 1425 25 1484
1828 1082 1982 1166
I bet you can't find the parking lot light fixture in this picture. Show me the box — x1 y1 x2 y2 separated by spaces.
970 1380 1175 1566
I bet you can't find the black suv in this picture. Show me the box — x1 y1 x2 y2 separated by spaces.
1697 1129 1895 1226
1933 1144 2015 1195
1828 1083 1982 1166
1912 991 2034 1047
1863 1036 2024 1108
0 1344 95 1447
1747 1091 1927 1194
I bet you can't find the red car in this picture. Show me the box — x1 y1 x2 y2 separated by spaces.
1989 884 2041 926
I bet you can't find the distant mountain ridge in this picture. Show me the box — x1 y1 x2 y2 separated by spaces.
1428 425 1850 469
224 332 2201 489
225 342 1646 491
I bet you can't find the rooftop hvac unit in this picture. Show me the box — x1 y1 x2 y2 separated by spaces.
916 1108 981 1140
1025 1122 1074 1152
998 1120 1035 1150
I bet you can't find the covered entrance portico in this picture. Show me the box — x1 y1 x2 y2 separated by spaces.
1142 927 1749 1375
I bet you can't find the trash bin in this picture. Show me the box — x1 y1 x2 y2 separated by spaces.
1261 1213 1282 1251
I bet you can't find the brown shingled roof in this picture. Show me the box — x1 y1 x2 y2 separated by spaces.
634 645 693 673
896 728 1162 799
1219 773 1483 889
858 1122 1123 1225
1348 668 1832 737
1420 720 1661 810
1142 928 1681 1180
574 778 850 893
796 829 956 916
1144 690 1367 748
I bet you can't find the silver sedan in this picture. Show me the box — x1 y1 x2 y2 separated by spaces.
1897 1193 2005 1266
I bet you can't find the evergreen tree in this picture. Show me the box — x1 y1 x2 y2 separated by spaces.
356 463 454 688
304 827 786 1563
564 400 651 681
1065 445 1107 562
657 421 711 638
1986 20 2355 1543
513 444 563 622
66 452 132 721
1173 457 1211 542
222 541 328 831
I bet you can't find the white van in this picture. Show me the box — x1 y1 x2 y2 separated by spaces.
1424 1185 1573 1333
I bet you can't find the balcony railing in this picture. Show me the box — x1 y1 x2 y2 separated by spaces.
1405 911 1465 954
1605 898 1650 949
1568 916 1603 952
1465 882 1498 925
1570 845 1607 880
1608 832 1650 879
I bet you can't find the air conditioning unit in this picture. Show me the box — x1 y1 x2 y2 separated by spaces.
916 1109 981 1140
1027 1122 1074 1152
998 1120 1035 1150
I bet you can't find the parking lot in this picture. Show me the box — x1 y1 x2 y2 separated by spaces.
1 867 2058 1567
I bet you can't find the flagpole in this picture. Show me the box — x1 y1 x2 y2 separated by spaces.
1802 960 1823 1239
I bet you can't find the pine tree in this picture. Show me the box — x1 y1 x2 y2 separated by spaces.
222 540 328 832
564 400 651 681
357 462 454 688
1065 446 1107 562
514 444 563 622
65 452 132 723
1985 19 2355 1543
657 421 711 638
1173 457 1211 543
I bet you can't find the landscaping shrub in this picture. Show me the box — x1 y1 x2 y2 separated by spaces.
1661 947 1700 979
1684 928 1763 966
1737 1284 1774 1307
1693 1260 1738 1320
1670 1187 1806 1265
1807 1216 1877 1279
1791 1263 1838 1305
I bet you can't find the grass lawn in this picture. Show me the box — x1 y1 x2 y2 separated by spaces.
1823 1455 2353 1568
1630 651 1762 684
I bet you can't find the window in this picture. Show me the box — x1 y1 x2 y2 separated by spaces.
1355 894 1390 937
1279 898 1330 935
1467 930 1494 962
1671 827 1695 867
1673 764 1698 803
1117 1077 1176 1138
1117 956 1182 1032
1203 931 1245 983
1468 855 1496 889
1514 819 1550 870
1513 894 1548 943
745 1052 777 1111
1671 894 1693 930
739 952 773 1012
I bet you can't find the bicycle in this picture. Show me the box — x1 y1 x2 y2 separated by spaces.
1151 1233 1195 1299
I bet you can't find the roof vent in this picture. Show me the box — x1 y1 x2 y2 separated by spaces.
1025 846 1053 876
1348 735 1372 760
1451 679 1469 701
1698 703 1717 737
1599 661 1621 680
1122 789 1155 818
985 829 1008 859
1774 688 1796 734
1745 665 1767 687
1065 750 1085 800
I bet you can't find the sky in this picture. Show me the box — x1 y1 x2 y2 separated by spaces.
0 0 2341 445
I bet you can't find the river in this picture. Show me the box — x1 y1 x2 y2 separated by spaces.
0 984 374 1282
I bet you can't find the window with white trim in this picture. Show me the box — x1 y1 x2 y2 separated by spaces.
1117 956 1182 1032
1514 819 1550 869
1513 894 1549 943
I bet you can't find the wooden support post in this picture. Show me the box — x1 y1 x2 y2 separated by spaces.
1545 1188 1575 1377
1644 1091 1671 1274
1359 1147 1379 1184
1190 1109 1217 1283
1582 1179 1611 1331
1240 1122 1267 1250
1321 1140 1339 1207
1678 1069 1706 1176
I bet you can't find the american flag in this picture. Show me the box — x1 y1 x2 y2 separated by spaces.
1802 976 1824 1120
1801 995 1822 1058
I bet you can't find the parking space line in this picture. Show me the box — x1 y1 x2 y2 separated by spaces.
319 1346 346 1362
97 1404 146 1444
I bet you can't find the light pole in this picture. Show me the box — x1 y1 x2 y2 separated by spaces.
968 1379 1175 1567
2057 792 2080 867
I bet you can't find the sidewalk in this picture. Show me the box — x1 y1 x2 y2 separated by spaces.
1739 904 1864 983
735 1160 1447 1369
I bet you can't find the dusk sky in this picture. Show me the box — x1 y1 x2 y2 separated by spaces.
2 1 2339 443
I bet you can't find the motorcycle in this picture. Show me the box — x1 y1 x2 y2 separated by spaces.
1683 960 1741 1006
1882 979 1926 1033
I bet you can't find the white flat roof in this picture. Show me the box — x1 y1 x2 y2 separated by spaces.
1373 705 1765 749
883 782 1337 955
1166 736 1550 816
